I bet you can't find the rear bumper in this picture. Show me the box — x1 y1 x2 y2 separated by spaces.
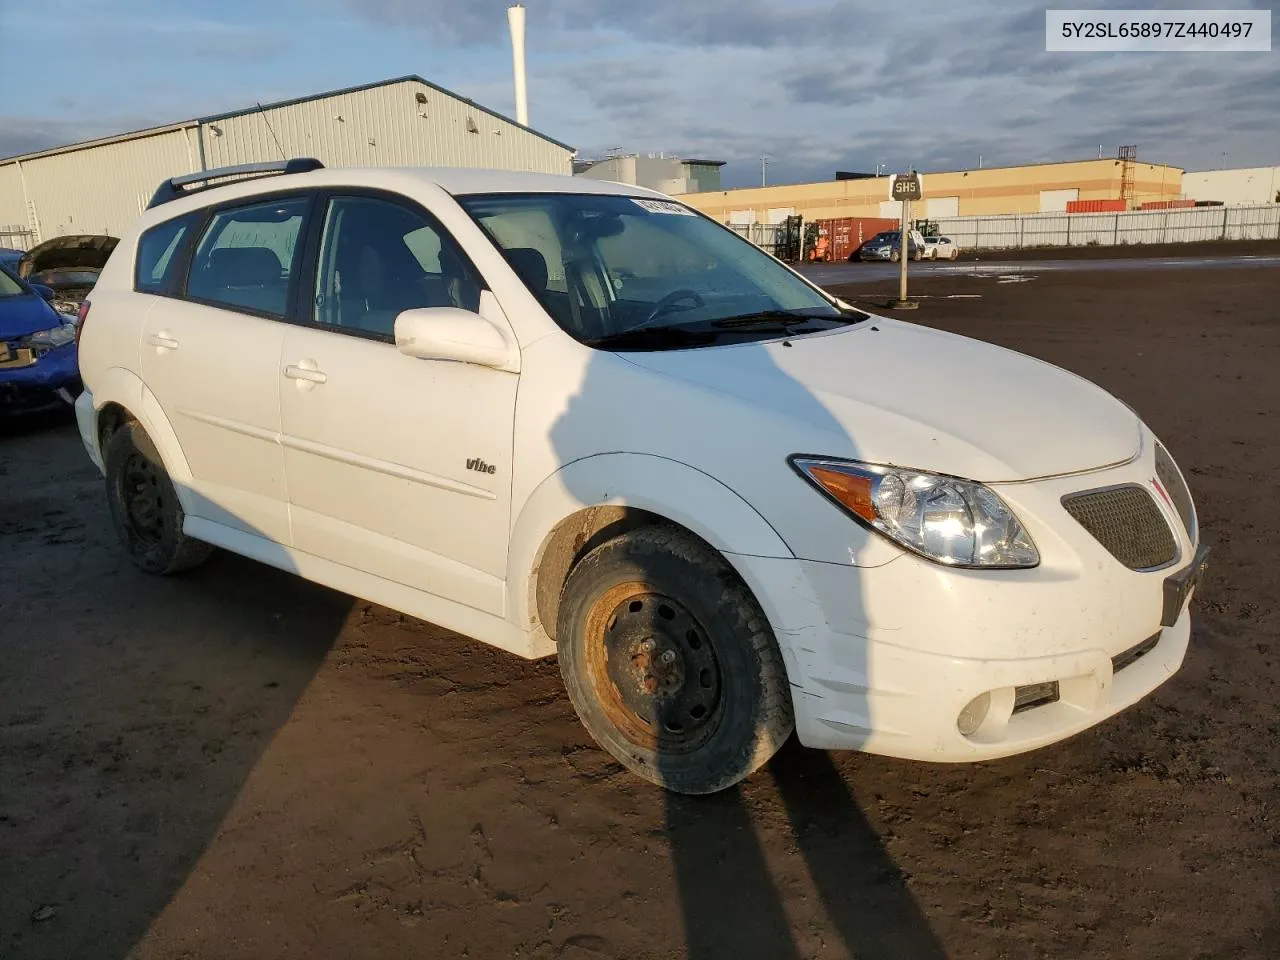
75 388 104 472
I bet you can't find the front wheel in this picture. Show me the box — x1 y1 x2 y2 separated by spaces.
557 526 794 794
889 249 900 263
104 421 212 575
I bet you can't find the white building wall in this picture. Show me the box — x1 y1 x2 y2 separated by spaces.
0 163 27 239
1183 167 1280 205
202 79 570 175
1 77 573 246
9 128 198 242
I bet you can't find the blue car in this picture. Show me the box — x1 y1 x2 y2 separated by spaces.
0 264 81 413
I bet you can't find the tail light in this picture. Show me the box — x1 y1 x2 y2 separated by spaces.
75 299 91 348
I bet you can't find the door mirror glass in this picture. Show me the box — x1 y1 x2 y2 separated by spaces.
394 307 512 369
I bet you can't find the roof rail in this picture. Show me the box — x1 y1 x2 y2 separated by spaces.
147 157 325 209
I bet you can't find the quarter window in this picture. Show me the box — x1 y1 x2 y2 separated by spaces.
135 212 201 293
185 197 308 316
313 196 482 338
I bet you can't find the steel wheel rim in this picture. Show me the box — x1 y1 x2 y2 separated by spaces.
583 581 724 754
121 451 165 544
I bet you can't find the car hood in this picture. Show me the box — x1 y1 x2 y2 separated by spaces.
0 293 61 338
18 235 118 279
617 318 1140 483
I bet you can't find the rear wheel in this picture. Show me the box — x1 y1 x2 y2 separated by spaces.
104 421 212 575
557 526 794 794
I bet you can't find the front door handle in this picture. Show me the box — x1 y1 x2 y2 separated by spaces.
284 363 328 385
148 332 179 351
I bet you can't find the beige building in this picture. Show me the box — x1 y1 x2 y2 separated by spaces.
682 158 1184 224
1183 166 1280 205
574 153 724 195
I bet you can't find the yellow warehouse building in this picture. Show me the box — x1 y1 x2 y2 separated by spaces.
681 158 1185 223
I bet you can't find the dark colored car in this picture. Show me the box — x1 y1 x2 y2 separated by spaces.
17 234 118 314
854 230 923 262
0 264 81 413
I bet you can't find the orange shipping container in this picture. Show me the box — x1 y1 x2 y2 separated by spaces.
814 217 899 261
1066 199 1127 213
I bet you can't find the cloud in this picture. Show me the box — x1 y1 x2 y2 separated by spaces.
5 0 1277 190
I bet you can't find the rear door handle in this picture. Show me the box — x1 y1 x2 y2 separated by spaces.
284 364 327 384
148 332 179 351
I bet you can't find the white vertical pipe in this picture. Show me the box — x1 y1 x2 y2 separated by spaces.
508 5 529 127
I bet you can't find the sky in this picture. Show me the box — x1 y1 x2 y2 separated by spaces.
1 0 1276 188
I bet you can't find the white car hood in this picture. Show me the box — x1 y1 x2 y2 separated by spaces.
617 317 1140 483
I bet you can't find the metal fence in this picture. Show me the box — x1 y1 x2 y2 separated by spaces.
727 222 784 250
0 225 35 251
933 204 1280 251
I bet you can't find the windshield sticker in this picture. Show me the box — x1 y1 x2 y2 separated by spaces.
631 198 697 216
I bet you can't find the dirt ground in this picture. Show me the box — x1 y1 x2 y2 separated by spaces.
2 265 1278 960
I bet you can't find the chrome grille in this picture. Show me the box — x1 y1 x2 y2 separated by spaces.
1061 485 1177 570
1155 443 1196 543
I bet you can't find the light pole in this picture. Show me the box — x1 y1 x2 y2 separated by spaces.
760 153 771 187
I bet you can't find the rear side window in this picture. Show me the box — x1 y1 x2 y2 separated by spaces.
185 197 309 316
135 213 201 293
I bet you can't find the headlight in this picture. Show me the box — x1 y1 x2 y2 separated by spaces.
27 323 77 350
790 457 1039 568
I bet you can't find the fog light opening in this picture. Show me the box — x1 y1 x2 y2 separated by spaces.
957 692 991 736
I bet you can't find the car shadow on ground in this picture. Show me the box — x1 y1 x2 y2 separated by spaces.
0 425 351 959
667 741 948 960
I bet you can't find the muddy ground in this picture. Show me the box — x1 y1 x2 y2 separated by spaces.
2 266 1277 960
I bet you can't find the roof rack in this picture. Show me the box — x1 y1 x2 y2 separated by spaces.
147 157 325 209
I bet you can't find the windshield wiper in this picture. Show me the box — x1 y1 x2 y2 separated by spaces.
583 325 718 350
710 310 857 329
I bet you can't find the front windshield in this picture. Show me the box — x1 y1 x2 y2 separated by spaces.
0 267 25 298
459 192 863 348
870 232 898 243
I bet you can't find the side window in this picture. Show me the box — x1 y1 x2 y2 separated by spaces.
135 212 201 293
185 197 309 316
313 196 482 338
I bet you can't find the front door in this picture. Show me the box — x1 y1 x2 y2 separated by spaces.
139 194 312 545
278 192 518 615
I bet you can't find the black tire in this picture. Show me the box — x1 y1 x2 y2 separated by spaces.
912 249 922 262
889 249 900 263
557 526 794 794
104 421 212 575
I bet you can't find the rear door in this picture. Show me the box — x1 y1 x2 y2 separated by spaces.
139 193 313 545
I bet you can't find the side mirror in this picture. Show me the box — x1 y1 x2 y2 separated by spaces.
393 306 514 369
32 283 55 302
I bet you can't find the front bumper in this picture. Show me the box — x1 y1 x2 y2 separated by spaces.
728 445 1205 762
0 342 81 411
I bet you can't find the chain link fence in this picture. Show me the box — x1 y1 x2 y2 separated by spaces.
931 204 1280 251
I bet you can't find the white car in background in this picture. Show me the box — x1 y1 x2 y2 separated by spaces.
73 159 1208 794
923 235 959 260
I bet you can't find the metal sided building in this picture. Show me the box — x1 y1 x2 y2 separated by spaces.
0 76 575 247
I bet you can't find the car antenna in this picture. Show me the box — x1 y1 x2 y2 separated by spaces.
256 102 287 160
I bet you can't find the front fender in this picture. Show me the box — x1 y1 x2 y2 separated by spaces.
506 453 796 651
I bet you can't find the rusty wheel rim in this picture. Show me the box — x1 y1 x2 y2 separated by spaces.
583 581 724 754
